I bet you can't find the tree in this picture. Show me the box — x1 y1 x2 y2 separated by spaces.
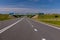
38 13 44 15
55 15 59 21
55 15 58 18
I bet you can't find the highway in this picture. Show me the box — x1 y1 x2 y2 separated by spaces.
0 17 60 40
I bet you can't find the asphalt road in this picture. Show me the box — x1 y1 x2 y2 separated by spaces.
0 18 21 29
0 17 60 40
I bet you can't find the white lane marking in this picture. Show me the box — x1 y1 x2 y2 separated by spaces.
34 29 38 32
42 38 46 40
26 19 38 32
39 22 60 29
26 19 34 27
0 18 24 34
29 19 60 30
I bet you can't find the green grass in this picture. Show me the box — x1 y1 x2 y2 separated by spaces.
26 15 35 18
35 19 60 27
0 14 11 21
41 20 60 26
38 14 60 19
33 14 60 27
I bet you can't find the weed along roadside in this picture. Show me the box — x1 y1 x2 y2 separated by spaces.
32 14 60 27
0 14 11 21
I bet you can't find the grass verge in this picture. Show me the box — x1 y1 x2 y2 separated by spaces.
0 14 12 21
33 18 60 27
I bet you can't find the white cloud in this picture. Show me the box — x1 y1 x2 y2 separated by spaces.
39 9 60 13
0 8 40 13
0 8 60 14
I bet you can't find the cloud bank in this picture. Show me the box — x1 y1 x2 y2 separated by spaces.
0 8 40 14
0 8 60 14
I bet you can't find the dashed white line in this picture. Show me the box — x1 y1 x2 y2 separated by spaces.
34 29 38 32
0 18 24 34
42 38 46 40
26 19 38 32
26 19 34 27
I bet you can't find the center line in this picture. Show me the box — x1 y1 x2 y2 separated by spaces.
34 29 38 32
26 19 34 27
42 38 46 40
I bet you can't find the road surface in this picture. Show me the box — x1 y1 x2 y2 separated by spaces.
0 17 60 40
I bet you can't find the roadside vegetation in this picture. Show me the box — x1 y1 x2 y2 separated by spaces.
26 15 35 18
13 15 25 18
0 13 35 21
33 14 60 27
0 14 11 21
0 14 24 21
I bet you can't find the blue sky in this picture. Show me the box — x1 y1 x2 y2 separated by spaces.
0 0 60 14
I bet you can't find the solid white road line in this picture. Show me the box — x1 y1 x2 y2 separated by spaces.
39 22 60 29
34 29 38 32
42 38 46 40
29 18 60 30
0 18 24 34
37 21 60 29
